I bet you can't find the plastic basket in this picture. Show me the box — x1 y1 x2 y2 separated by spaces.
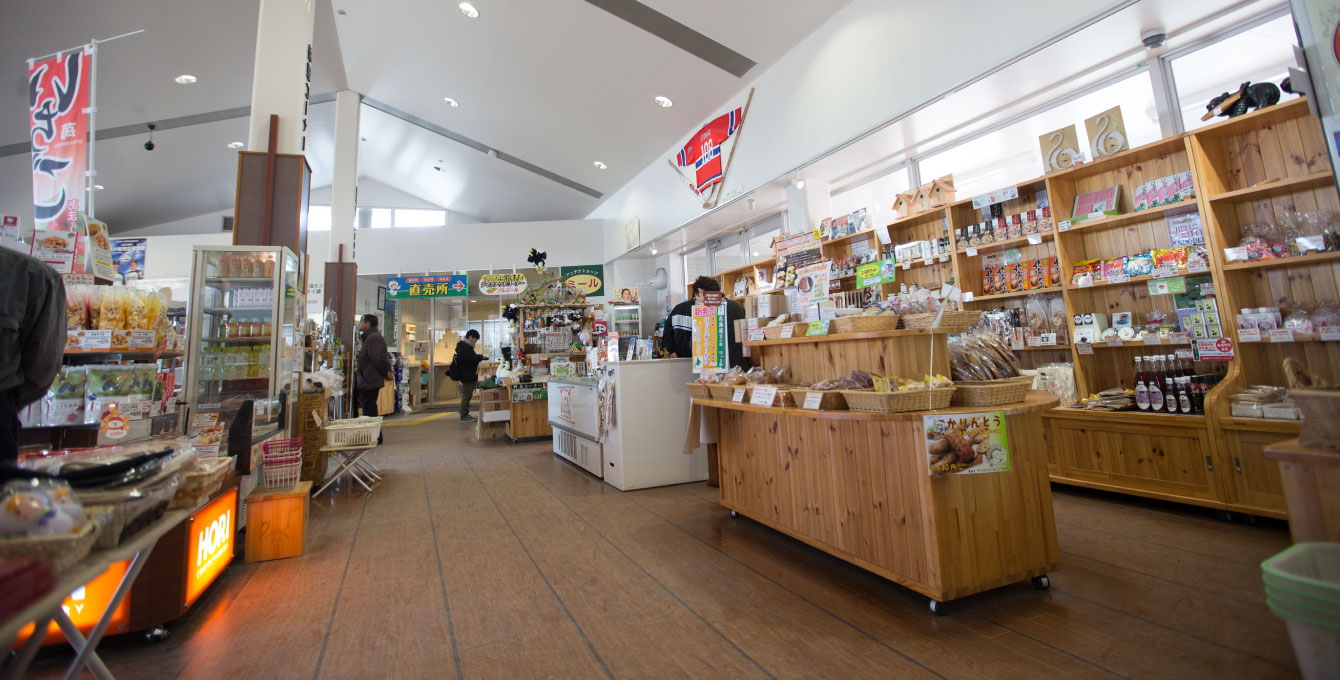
1262 543 1340 679
323 416 383 447
261 437 303 463
262 461 302 491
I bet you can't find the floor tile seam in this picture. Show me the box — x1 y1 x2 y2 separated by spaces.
502 457 779 680
419 456 466 680
458 453 616 680
1057 549 1271 609
1053 519 1279 566
310 492 371 680
969 611 1129 679
513 456 949 680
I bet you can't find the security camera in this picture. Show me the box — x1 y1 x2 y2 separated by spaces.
144 140 155 151
144 123 157 151
1141 28 1167 49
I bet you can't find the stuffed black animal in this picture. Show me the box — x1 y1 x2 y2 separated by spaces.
1207 81 1282 119
527 248 547 271
502 304 519 322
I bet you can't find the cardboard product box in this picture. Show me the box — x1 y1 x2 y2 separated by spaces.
480 387 509 403
483 400 509 413
475 419 508 440
756 292 788 318
481 409 511 423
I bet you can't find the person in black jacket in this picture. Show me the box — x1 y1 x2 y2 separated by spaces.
454 329 486 422
662 275 747 370
356 314 392 443
0 249 65 463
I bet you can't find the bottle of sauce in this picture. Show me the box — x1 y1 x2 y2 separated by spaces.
1133 357 1149 410
1148 356 1164 412
1163 369 1178 414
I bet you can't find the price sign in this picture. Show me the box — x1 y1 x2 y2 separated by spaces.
1199 282 1216 297
1188 258 1209 273
1040 333 1058 346
1195 337 1235 361
966 247 978 257
1077 343 1094 355
1010 337 1024 350
923 255 934 266
749 385 778 407
806 320 830 336
732 388 746 403
1027 233 1043 245
1223 246 1249 262
1169 332 1190 344
962 291 974 302
803 392 824 410
1268 328 1295 343
780 325 794 339
902 260 911 271
747 329 766 342
1106 336 1124 347
81 330 112 350
1076 276 1093 288
1058 219 1072 232
1026 335 1042 347
938 253 950 263
1238 328 1262 342
1153 263 1180 279
1143 333 1162 345
1321 328 1340 342
1176 349 1194 360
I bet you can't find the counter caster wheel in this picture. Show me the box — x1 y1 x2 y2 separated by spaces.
928 599 947 616
1215 510 1234 522
729 510 739 518
1032 575 1051 590
144 627 170 643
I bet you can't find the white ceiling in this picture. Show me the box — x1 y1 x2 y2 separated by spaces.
0 0 850 232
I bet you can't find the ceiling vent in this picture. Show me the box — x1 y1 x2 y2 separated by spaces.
222 216 234 232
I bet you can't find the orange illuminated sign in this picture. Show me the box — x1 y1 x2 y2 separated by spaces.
13 560 132 648
185 486 236 607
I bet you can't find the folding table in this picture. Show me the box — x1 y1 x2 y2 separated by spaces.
313 444 381 497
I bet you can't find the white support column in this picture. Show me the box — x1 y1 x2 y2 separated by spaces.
246 0 316 154
329 89 361 260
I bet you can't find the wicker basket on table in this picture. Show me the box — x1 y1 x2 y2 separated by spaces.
0 516 104 574
707 383 745 400
841 387 956 413
901 310 982 329
169 457 234 510
950 376 1033 406
1284 357 1340 450
761 322 812 340
786 389 849 411
831 315 900 335
685 382 711 399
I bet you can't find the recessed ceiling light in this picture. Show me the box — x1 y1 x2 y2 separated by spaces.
227 141 244 149
593 161 607 170
443 97 459 107
336 8 346 15
654 96 673 108
795 180 806 189
752 251 759 256
94 185 104 191
651 248 658 255
458 2 479 18
174 74 197 84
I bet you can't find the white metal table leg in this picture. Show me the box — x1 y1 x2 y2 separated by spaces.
2 613 53 680
52 611 114 680
60 543 156 680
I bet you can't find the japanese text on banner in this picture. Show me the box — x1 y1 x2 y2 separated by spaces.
691 304 727 373
29 46 92 234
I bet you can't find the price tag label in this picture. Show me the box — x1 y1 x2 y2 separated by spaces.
966 247 978 257
806 320 830 336
1077 343 1094 355
902 260 912 271
1321 328 1340 342
803 392 824 410
1176 349 1194 360
1106 273 1130 284
1238 328 1262 342
1040 333 1058 346
780 325 794 339
962 291 974 302
1058 219 1072 232
1188 258 1209 273
923 255 934 266
1076 276 1093 288
732 388 746 403
747 329 766 342
1223 246 1249 262
1153 264 1180 279
938 253 950 263
749 385 778 407
1027 233 1043 245
1143 333 1162 345
1106 336 1125 347
129 330 157 350
1268 328 1294 343
1169 332 1191 344
81 330 112 350
62 274 94 286
1026 335 1042 347
1010 337 1024 350
1199 282 1216 297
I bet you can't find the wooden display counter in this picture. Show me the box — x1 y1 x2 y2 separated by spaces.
505 384 552 441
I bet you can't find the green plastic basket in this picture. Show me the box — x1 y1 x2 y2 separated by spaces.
1262 543 1340 607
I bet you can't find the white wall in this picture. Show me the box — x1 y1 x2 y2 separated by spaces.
350 219 611 275
116 210 233 238
592 0 1120 258
310 177 484 224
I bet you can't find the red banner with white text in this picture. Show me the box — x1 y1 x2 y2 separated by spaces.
29 46 92 234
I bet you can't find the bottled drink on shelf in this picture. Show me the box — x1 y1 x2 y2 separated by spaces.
1177 377 1193 414
1134 357 1149 410
1163 370 1178 413
263 255 276 277
1148 356 1164 412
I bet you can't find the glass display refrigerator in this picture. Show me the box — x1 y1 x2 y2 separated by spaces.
184 245 303 446
611 304 641 356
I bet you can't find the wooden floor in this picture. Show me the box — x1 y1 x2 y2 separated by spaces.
27 414 1299 679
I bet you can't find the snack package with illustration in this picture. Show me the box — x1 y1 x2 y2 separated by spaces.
42 367 87 427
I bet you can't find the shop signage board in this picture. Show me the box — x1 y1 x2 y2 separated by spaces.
560 265 605 297
29 45 92 235
793 261 830 306
612 287 639 304
691 304 727 373
13 560 132 647
924 410 1010 476
186 487 237 607
388 275 469 298
773 232 821 259
111 237 147 284
1194 337 1235 361
856 259 896 289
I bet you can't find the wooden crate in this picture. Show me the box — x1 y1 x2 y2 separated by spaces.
244 481 311 563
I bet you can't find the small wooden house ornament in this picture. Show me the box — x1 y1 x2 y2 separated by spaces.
927 175 956 208
913 185 934 213
892 191 916 218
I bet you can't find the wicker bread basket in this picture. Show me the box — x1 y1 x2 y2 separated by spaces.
901 310 983 329
762 322 812 340
685 382 711 399
707 383 743 400
0 516 104 574
831 315 900 334
950 376 1032 406
841 387 956 413
787 390 848 411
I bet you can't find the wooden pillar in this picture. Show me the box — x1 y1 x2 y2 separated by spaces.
233 115 311 255
325 244 357 416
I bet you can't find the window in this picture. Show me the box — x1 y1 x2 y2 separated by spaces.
917 71 1161 198
684 247 709 284
307 205 331 232
712 239 745 273
393 209 446 228
365 208 392 229
1171 15 1298 132
749 228 779 259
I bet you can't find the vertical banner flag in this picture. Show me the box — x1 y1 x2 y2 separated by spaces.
29 46 92 234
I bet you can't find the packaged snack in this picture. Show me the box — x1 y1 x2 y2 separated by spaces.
1103 257 1127 280
993 218 1008 241
981 265 995 297
1008 214 1023 239
970 223 983 247
1048 296 1067 339
96 287 122 330
1186 245 1210 271
1134 183 1148 211
1039 205 1053 231
1023 210 1039 235
1125 252 1154 277
1025 295 1049 334
84 365 135 425
124 289 149 330
1026 258 1045 290
64 286 92 330
1071 260 1101 285
42 367 86 427
1153 247 1188 269
1180 171 1195 200
1046 256 1061 287
1006 262 1024 292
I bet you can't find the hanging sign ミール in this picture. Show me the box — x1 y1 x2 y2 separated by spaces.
387 274 470 298
477 273 527 296
559 265 605 297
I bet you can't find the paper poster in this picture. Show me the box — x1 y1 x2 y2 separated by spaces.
31 228 76 273
111 237 147 283
85 220 114 280
924 410 1010 476
190 412 223 455
612 287 640 304
1 215 20 250
857 258 896 289
558 387 573 421
793 261 830 305
691 304 727 373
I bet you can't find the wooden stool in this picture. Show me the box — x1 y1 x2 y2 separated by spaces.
244 481 312 563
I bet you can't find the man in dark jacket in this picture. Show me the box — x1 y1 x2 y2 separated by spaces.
454 329 486 422
662 275 747 370
0 249 65 463
356 314 392 443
